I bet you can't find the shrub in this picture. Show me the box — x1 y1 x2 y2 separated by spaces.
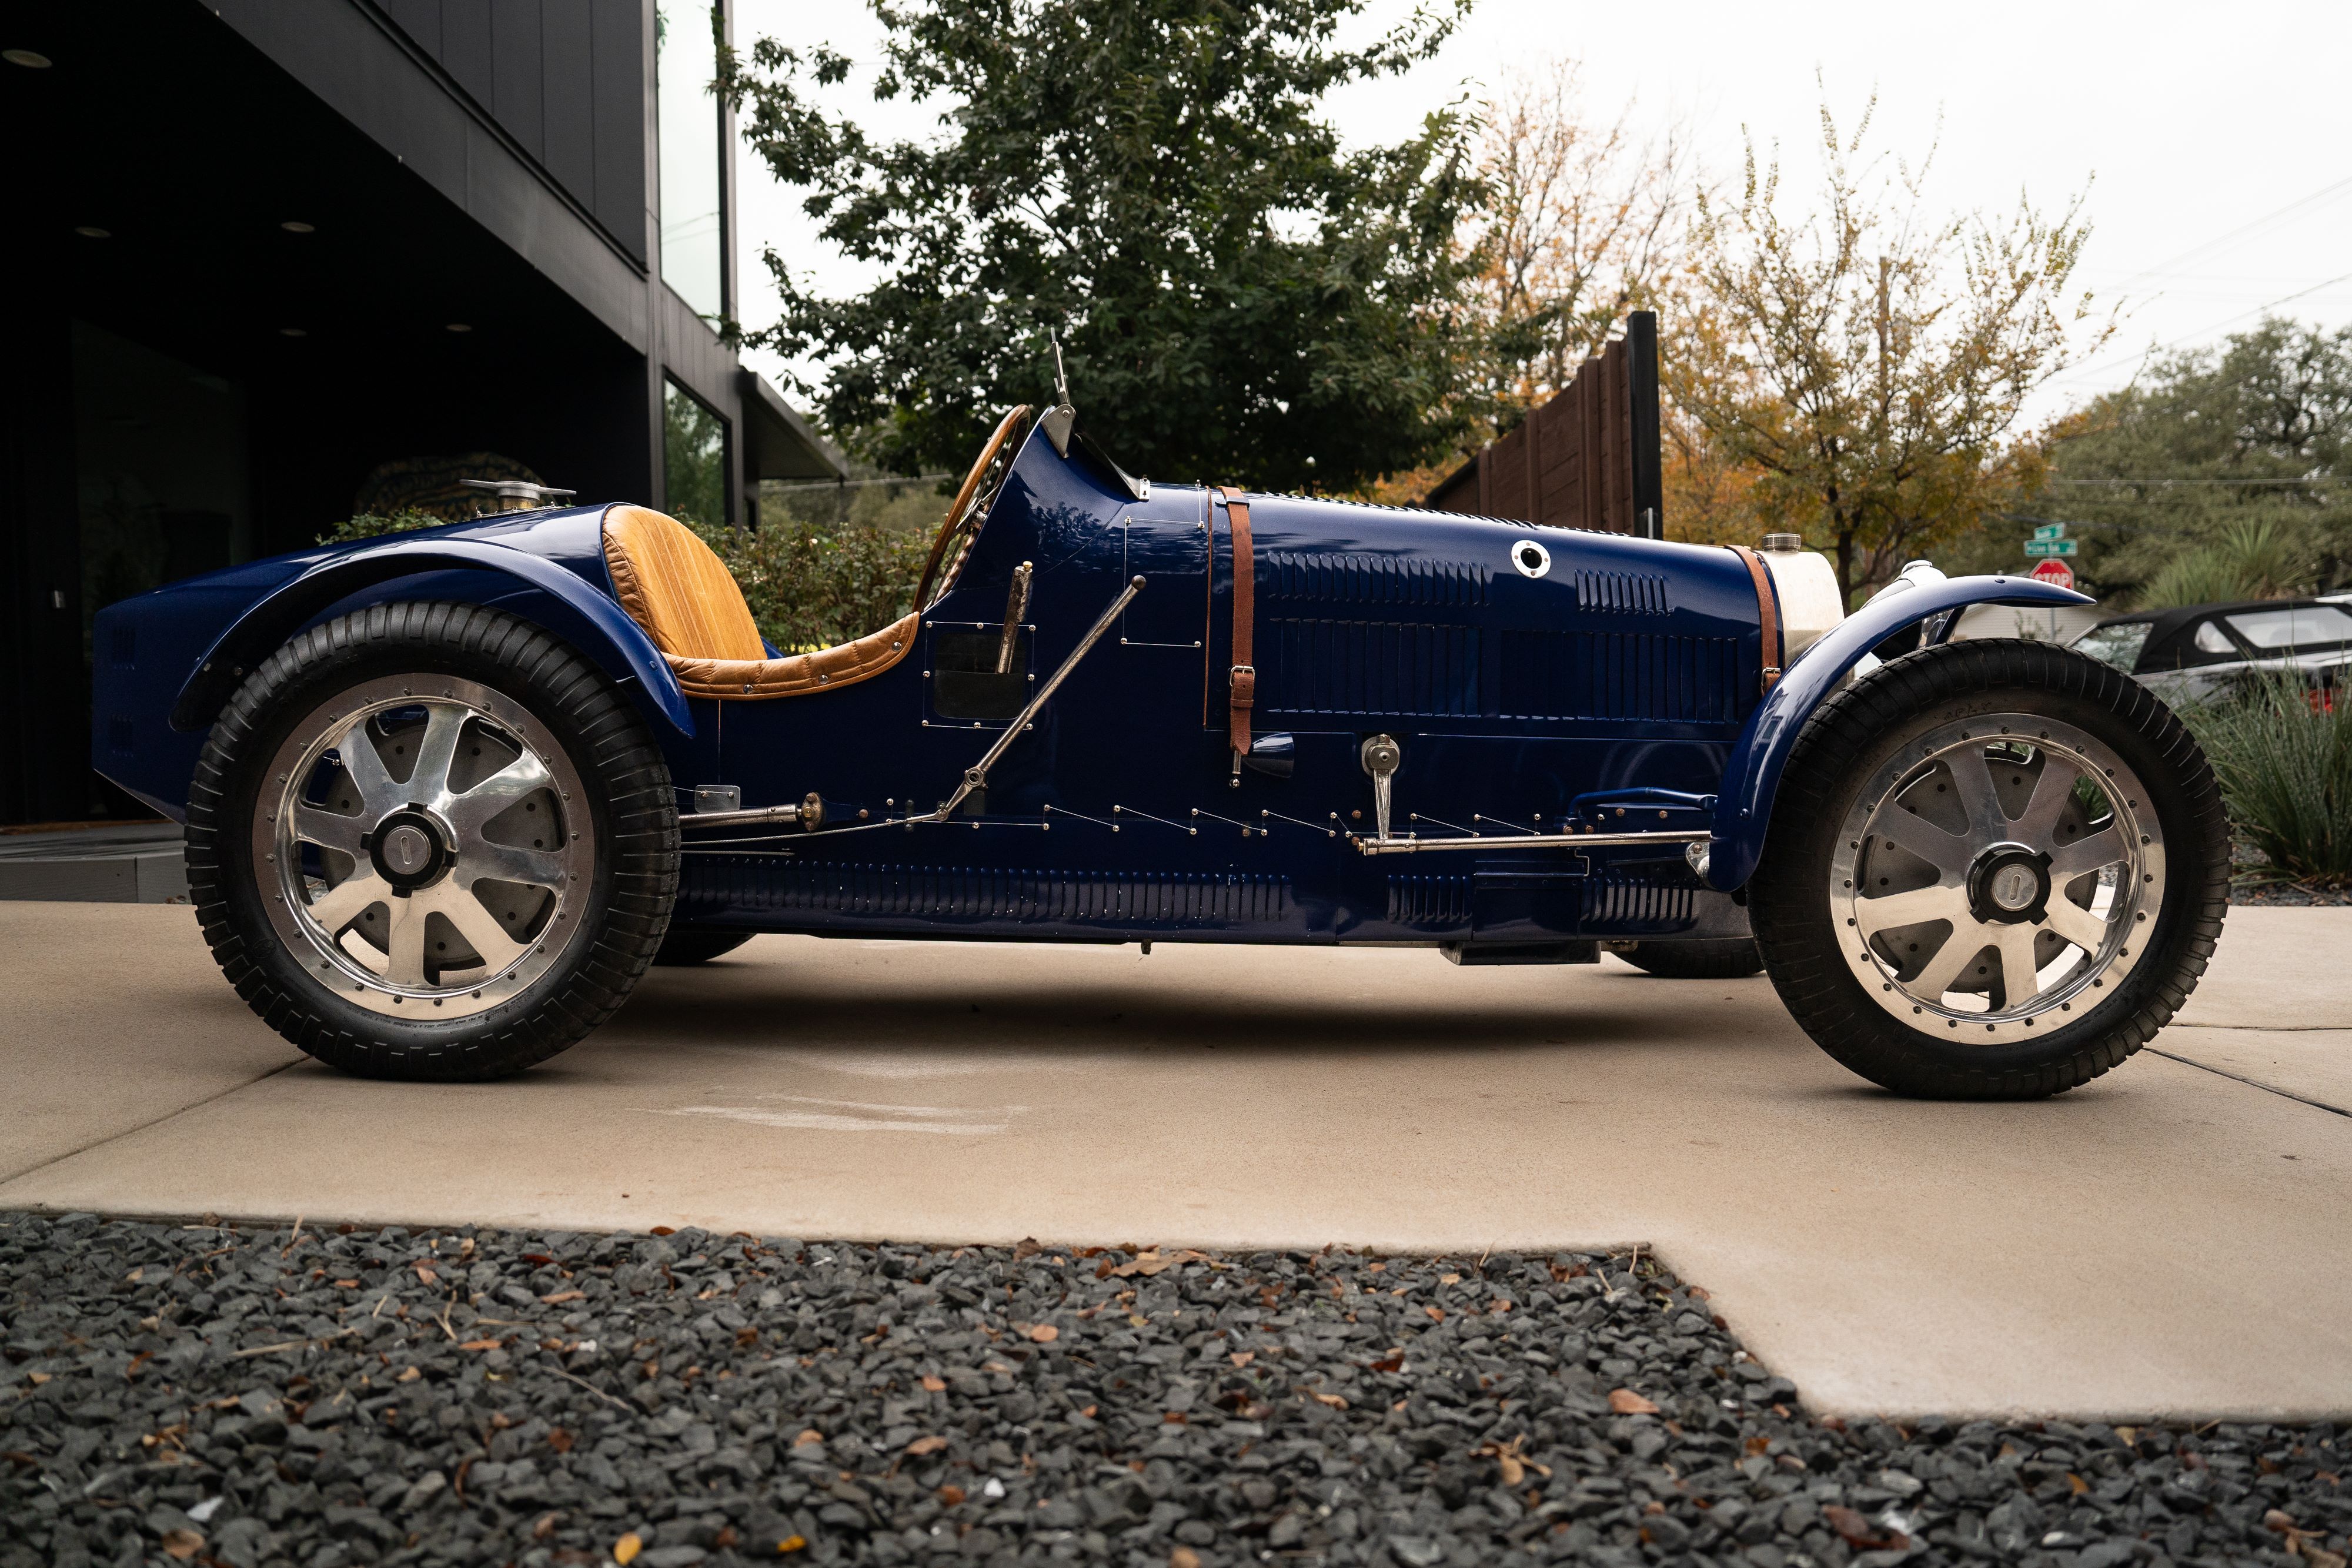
2180 670 2352 886
316 510 448 546
2138 517 2311 609
683 515 930 653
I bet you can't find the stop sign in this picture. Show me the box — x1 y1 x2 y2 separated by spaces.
2029 558 2075 591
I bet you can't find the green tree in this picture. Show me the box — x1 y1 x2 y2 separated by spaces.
2036 318 2352 604
727 0 1498 494
1665 95 2109 604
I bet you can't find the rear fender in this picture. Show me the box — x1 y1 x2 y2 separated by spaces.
169 540 693 737
1705 574 2092 891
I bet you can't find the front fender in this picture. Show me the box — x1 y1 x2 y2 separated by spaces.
1705 574 2092 890
169 539 693 737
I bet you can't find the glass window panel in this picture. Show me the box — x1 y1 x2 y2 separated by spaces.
657 2 725 319
664 380 729 528
2222 605 2352 650
2192 620 2237 653
2072 621 2151 673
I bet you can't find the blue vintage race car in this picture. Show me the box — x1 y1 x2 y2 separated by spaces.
92 387 2227 1096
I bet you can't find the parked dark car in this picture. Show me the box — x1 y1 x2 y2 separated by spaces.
92 382 2226 1099
2072 600 2352 704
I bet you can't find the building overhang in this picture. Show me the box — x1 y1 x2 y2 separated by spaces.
739 370 849 483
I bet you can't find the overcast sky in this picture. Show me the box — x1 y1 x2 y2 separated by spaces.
731 0 2352 430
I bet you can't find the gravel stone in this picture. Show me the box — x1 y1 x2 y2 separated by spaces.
0 1215 2344 1568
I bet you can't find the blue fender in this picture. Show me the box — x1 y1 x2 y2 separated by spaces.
169 539 693 737
1705 574 2092 890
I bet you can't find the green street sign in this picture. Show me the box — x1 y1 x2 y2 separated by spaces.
2032 523 2067 541
2023 539 2079 558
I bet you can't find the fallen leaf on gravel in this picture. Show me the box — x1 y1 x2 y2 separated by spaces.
549 1429 574 1453
791 1429 824 1447
1368 1353 1404 1373
1228 1352 1254 1368
1439 1273 1460 1285
937 1485 965 1506
1608 1390 1659 1415
1013 1238 1043 1259
2266 1510 2300 1534
396 1366 421 1383
613 1531 642 1564
533 1513 559 1539
1476 1436 1549 1486
2067 1472 2089 1495
906 1436 948 1455
159 1529 202 1560
1108 1248 1210 1278
921 1375 946 1392
333 1279 358 1289
1822 1505 1906 1550
543 1290 583 1304
1170 1549 1202 1568
1027 1324 1059 1343
414 1263 436 1284
25 1373 49 1386
1424 1306 1445 1322
1308 1391 1348 1409
459 1339 503 1352
777 1538 807 1555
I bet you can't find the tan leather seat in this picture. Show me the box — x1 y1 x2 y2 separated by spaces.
601 504 918 700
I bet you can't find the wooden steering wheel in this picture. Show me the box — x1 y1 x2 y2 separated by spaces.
914 404 1033 610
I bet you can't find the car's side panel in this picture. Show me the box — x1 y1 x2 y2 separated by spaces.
1705 574 2095 891
674 434 1760 947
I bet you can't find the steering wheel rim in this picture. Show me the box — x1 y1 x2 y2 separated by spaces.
914 404 1032 610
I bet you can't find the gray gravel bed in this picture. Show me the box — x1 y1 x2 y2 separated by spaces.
1 1213 2344 1568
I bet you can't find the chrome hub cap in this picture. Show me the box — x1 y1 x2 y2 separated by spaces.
252 675 594 1019
1830 714 2165 1043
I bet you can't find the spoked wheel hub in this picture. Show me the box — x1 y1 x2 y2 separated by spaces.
1829 712 2166 1044
251 674 595 1019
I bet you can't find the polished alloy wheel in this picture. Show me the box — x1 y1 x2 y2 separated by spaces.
250 674 594 1018
1829 712 2165 1044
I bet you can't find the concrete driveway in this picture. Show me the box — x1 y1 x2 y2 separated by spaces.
2 900 2346 1422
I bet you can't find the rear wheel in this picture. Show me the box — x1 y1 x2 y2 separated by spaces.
1616 938 1765 979
1750 639 2227 1098
186 603 679 1079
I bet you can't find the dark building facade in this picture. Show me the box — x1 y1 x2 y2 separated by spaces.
1 0 844 825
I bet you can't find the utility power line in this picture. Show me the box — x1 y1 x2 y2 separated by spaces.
2103 173 2352 292
2057 267 2352 389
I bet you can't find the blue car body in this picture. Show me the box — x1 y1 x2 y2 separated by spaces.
93 424 2087 954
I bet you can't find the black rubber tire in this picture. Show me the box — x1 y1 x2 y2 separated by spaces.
1617 938 1766 979
654 928 754 965
186 602 680 1079
1749 639 2228 1099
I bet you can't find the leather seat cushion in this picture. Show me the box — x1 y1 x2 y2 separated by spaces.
602 504 919 701
668 613 920 700
602 504 767 662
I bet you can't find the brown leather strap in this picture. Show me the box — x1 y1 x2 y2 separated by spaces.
1728 545 1783 694
1217 486 1255 762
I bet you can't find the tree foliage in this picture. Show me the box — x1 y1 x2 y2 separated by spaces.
728 0 1499 494
1663 96 2109 604
2034 318 2352 604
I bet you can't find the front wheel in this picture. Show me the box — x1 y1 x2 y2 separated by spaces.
1750 640 2227 1099
186 603 680 1079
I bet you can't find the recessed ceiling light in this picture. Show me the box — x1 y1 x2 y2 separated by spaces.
280 220 315 233
74 225 109 239
3 49 51 69
445 322 472 333
279 327 307 337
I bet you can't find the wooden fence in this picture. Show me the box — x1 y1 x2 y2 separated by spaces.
1422 311 1663 537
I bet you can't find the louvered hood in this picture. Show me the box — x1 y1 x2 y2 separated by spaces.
1234 495 1770 730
